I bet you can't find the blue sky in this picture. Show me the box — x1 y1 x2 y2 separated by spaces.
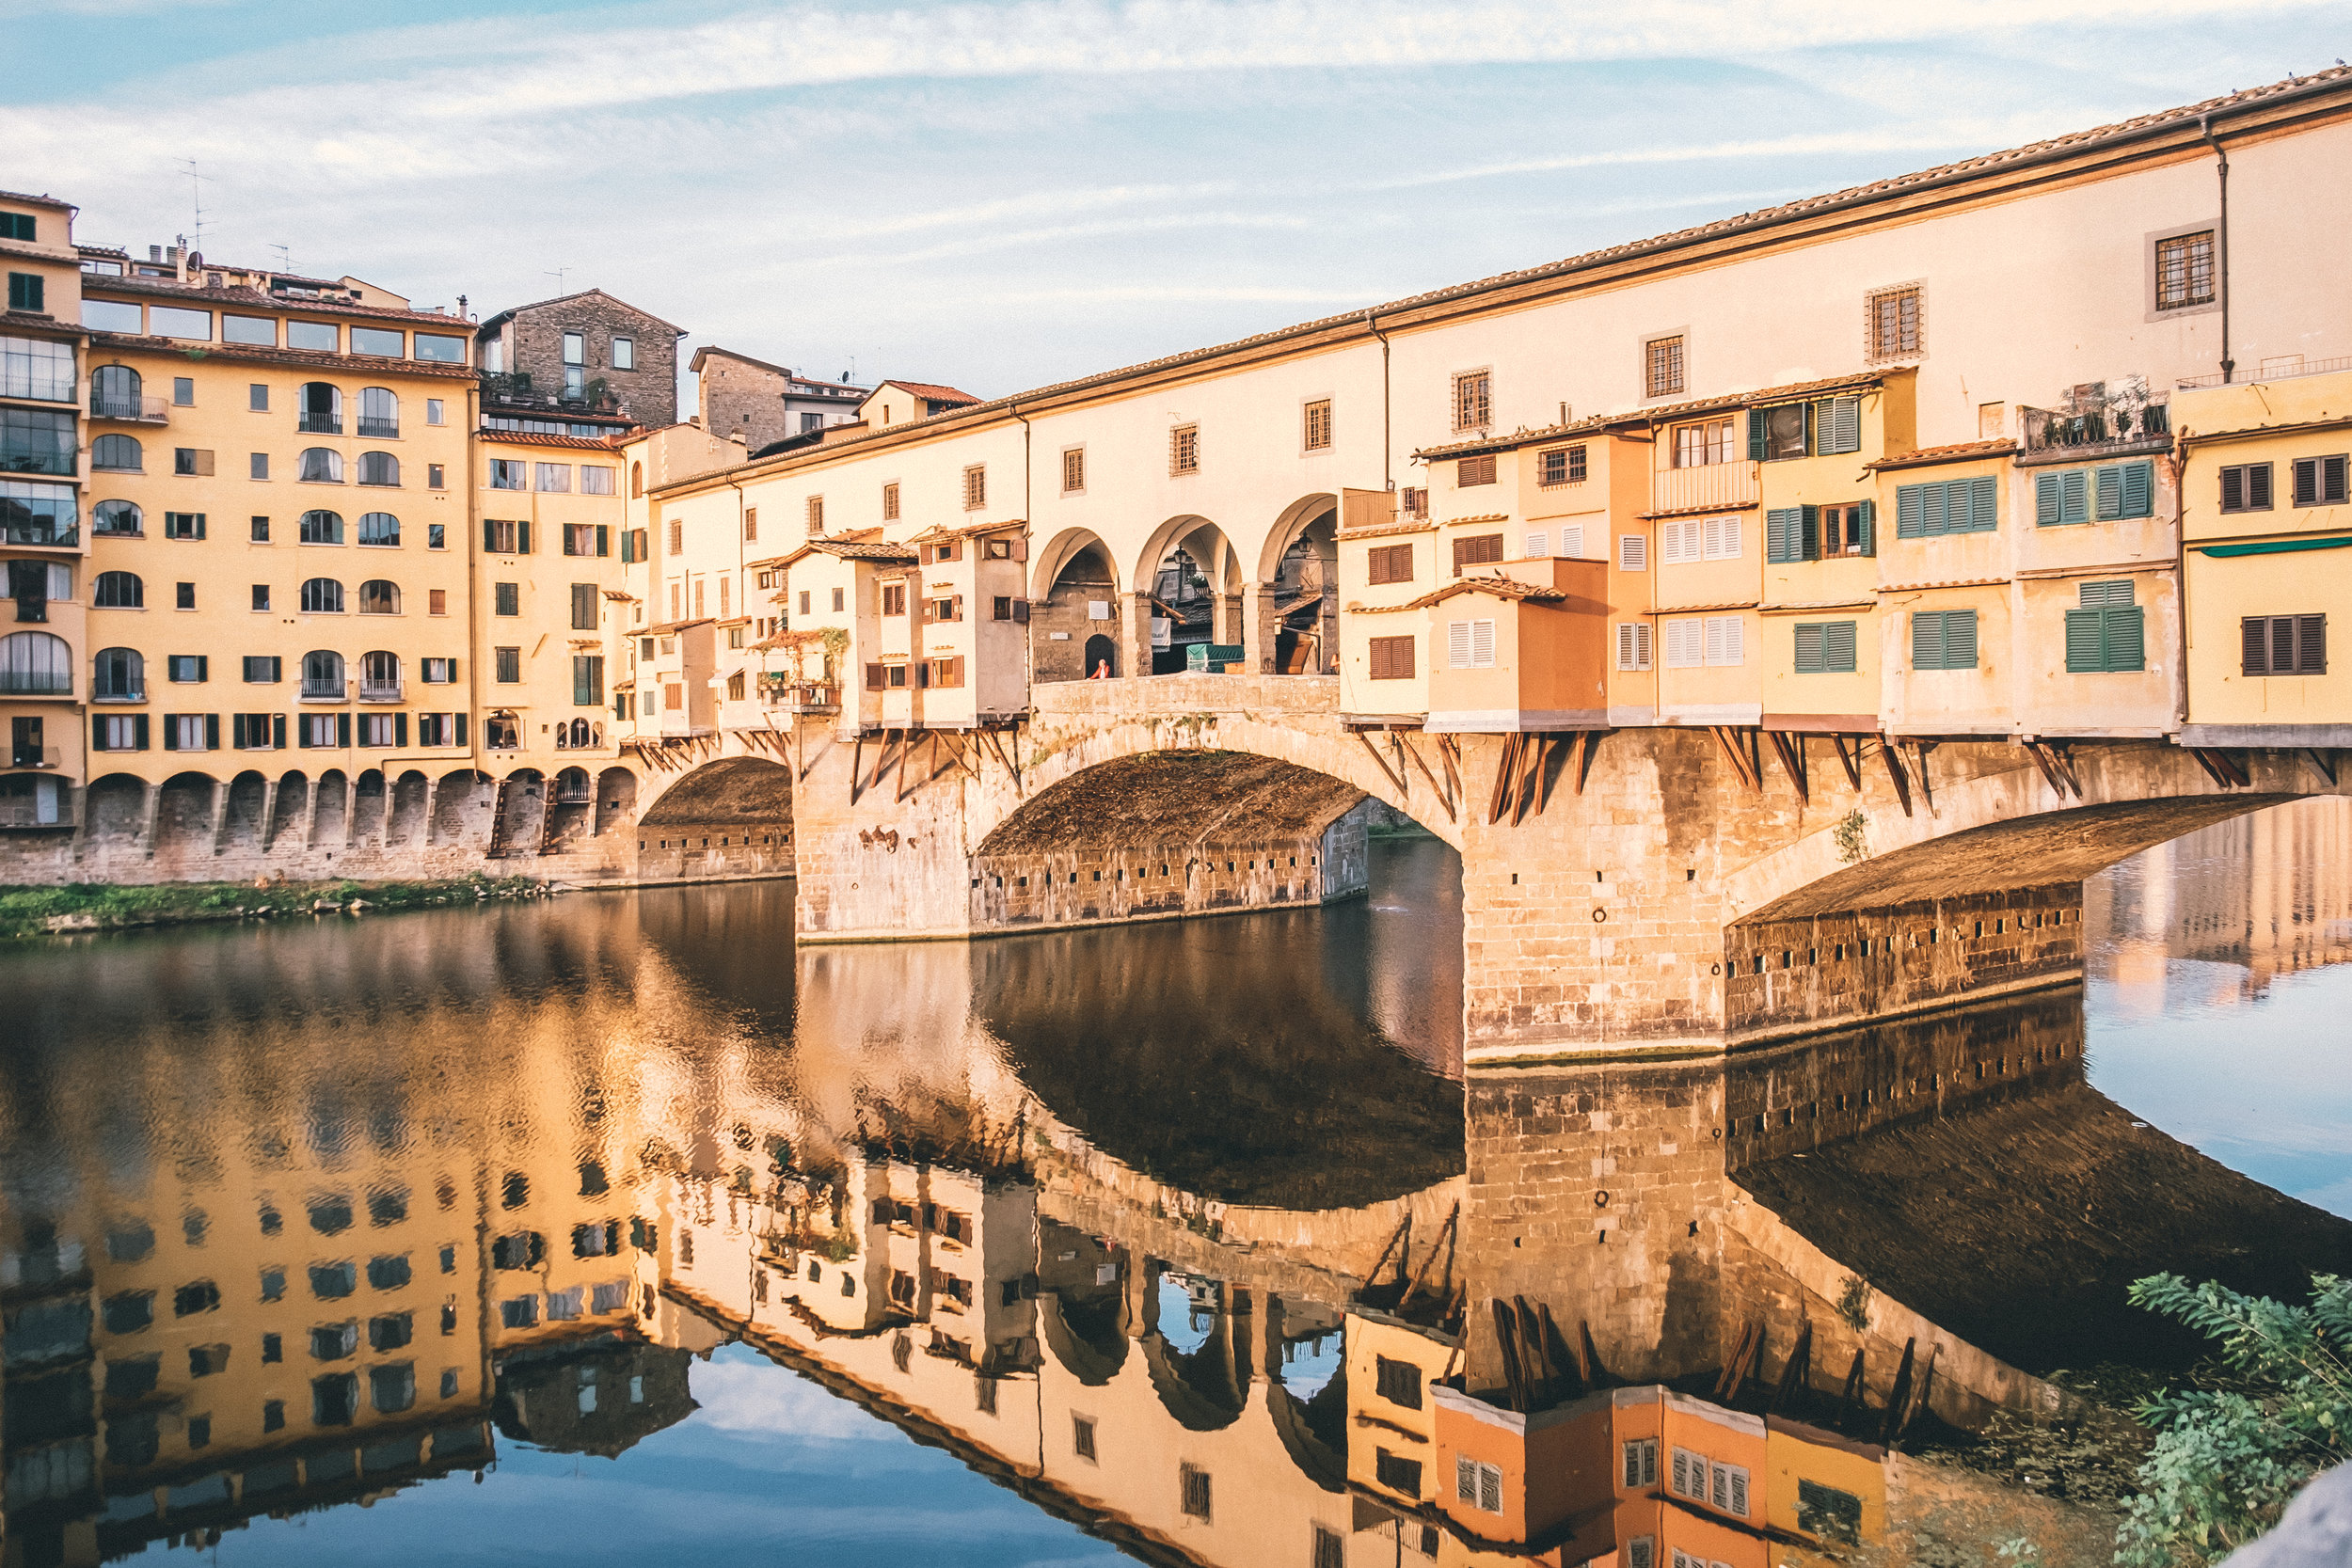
8 1 2347 402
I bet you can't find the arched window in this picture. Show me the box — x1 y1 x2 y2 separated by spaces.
300 578 344 613
357 579 400 614
357 451 399 486
299 448 343 483
93 499 142 536
485 711 520 750
359 651 400 694
300 649 345 697
299 382 342 435
357 512 400 546
90 365 142 420
91 434 142 471
556 763 591 798
630 463 644 499
92 646 144 701
93 570 143 608
358 388 399 438
0 630 72 695
299 510 344 545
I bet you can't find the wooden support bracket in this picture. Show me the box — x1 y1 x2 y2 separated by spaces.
1710 726 1761 793
1766 731 1808 805
1357 729 1409 797
1573 729 1608 796
2309 748 2341 787
1879 739 1915 817
1831 735 1865 791
1395 732 1456 823
849 731 867 805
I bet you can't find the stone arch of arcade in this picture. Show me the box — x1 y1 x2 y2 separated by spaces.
631 752 795 883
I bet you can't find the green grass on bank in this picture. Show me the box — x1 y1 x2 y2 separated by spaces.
0 874 548 940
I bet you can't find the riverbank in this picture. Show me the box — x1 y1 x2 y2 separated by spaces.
0 874 552 939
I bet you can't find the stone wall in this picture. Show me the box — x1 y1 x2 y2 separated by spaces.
505 293 678 429
696 352 795 454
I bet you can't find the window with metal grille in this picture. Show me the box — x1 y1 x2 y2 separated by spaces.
1446 620 1495 669
806 495 823 534
1401 486 1427 518
1625 1538 1656 1568
2292 453 2349 507
1366 544 1413 585
1073 1415 1097 1460
1061 448 1084 493
1374 1354 1423 1408
1539 444 1586 485
1168 424 1200 475
962 465 986 510
1374 1448 1422 1495
2156 230 2216 310
1179 1464 1212 1520
1912 609 1979 670
1644 336 1684 399
2242 613 2327 675
1302 400 1331 451
1616 622 1651 671
1452 370 1491 432
1368 635 1414 680
1867 284 1923 359
1798 1478 1865 1544
1452 534 1502 575
2219 462 2273 513
882 481 900 520
1793 620 1858 673
2066 580 2144 673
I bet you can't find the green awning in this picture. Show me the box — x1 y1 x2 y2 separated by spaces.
2195 535 2352 558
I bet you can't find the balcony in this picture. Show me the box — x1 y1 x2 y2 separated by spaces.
89 393 167 424
2180 355 2352 391
358 679 403 703
1 520 76 548
1 672 73 696
357 417 399 439
297 412 343 436
2017 395 2171 466
300 679 348 702
10 745 59 768
1652 460 1758 514
0 440 78 479
764 677 840 714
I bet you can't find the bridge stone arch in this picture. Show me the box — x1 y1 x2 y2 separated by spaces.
632 752 795 883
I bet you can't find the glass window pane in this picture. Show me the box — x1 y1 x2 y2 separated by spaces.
222 314 276 346
81 299 142 332
413 333 465 363
150 307 212 341
350 326 404 357
287 321 338 352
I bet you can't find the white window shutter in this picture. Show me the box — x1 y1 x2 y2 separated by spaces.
1636 623 1651 669
1620 534 1647 570
1710 1462 1729 1511
1448 621 1472 669
1705 615 1743 666
1704 618 1724 666
1472 620 1496 667
1728 1466 1749 1517
1478 1463 1501 1513
1665 619 1702 668
1525 531 1547 557
1559 524 1582 559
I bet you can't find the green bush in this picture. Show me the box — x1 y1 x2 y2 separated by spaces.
2118 1272 2352 1566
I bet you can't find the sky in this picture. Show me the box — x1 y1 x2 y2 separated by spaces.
8 0 2349 409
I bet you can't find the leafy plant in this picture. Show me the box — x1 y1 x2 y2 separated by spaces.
1833 808 1869 865
2116 1272 2352 1566
1836 1274 1873 1331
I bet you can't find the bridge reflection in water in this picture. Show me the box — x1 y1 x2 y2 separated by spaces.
1 812 2349 1567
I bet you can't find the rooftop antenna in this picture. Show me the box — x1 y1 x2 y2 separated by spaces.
269 243 292 275
180 160 208 254
546 266 571 295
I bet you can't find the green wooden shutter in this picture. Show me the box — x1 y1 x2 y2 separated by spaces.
337 713 351 748
232 714 248 749
1748 410 1768 462
205 714 219 749
395 713 408 747
196 656 208 680
1854 499 1876 556
2060 470 2089 525
484 519 498 551
273 714 286 750
1947 609 1979 666
163 716 179 751
1793 623 1825 672
2079 578 2135 608
2106 608 2145 671
1897 484 1926 538
1800 504 1820 561
596 525 610 558
1824 620 1857 672
2064 609 2106 671
455 712 469 747
2121 460 2153 517
2036 473 2062 526
516 519 532 555
620 530 636 563
1912 610 1945 669
1766 508 1802 563
134 714 149 750
1967 477 1998 531
1810 396 1860 456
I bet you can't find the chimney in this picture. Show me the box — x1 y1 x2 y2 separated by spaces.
149 245 162 262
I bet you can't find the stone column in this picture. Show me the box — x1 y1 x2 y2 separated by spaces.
135 781 161 858
209 777 231 854
1122 591 1153 680
1241 582 1278 673
258 779 279 851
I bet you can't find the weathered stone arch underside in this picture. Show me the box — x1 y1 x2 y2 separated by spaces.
975 750 1362 857
638 754 793 826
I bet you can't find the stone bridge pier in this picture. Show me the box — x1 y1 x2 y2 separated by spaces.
763 672 2345 1060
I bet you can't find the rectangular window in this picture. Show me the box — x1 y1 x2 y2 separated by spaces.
2292 453 2349 507
493 581 520 617
831 588 845 612
573 655 604 705
176 581 196 610
249 451 269 481
421 657 454 682
579 463 612 495
562 331 584 365
356 712 400 747
1401 486 1427 519
563 523 606 557
2220 462 2274 513
1457 453 1496 487
1912 608 1980 670
427 589 446 617
484 517 529 554
0 213 30 241
1073 1415 1097 1461
1367 544 1413 585
151 305 210 341
1814 394 1862 455
349 325 403 357
93 713 149 751
1367 635 1414 679
1820 501 1875 556
1619 534 1647 571
7 273 44 313
962 465 986 510
1674 420 1733 468
1374 1449 1422 1496
231 713 284 750
428 464 446 491
1793 620 1858 673
1894 476 1999 537
167 654 208 682
1169 424 1200 475
1179 1465 1212 1521
1452 370 1491 432
1757 402 1808 462
1455 1456 1503 1513
2156 230 2217 310
488 459 526 490
165 511 206 540
571 582 598 630
1451 533 1503 575
1374 1355 1423 1408
1765 505 1819 563
1616 622 1652 671
1446 619 1496 669
170 375 194 406
1663 618 1702 668
174 448 215 477
1661 514 1740 564
534 463 571 493
495 647 521 683
612 336 634 371
1302 399 1332 451
1644 335 1684 399
2242 613 2327 675
246 382 271 412
2066 579 2145 673
1703 614 1743 666
1867 284 1923 359
881 582 906 616
296 712 342 748
244 656 281 683
1060 447 1085 494
1539 444 1587 485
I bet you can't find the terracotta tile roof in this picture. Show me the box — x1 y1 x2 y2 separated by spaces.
768 538 919 568
1335 519 1435 541
84 273 472 329
1413 372 1895 462
1402 576 1572 610
476 430 628 452
689 345 792 376
1867 438 2019 470
641 617 714 636
0 189 73 209
880 380 981 404
905 517 1025 542
86 330 479 381
476 288 686 337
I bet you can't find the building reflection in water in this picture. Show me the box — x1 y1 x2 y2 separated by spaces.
2 816 2349 1568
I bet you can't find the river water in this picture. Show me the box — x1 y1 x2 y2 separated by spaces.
1 802 2346 1567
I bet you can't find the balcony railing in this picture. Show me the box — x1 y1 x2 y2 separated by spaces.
1 673 73 695
89 393 167 423
297 412 343 435
764 678 840 713
0 442 79 478
13 597 48 623
357 417 399 439
2019 402 2170 463
358 679 403 703
300 679 347 701
2180 355 2352 391
10 745 59 768
1652 460 1759 514
1 520 76 548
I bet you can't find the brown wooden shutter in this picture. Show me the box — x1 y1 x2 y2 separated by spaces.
1458 454 1496 486
2298 613 2328 673
865 662 884 689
